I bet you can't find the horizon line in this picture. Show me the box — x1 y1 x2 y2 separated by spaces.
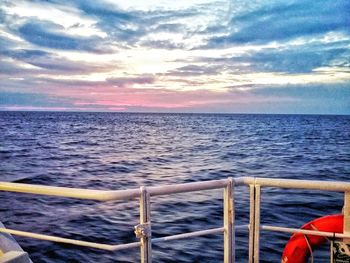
0 110 349 116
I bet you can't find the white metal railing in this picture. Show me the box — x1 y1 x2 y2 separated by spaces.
1 177 350 262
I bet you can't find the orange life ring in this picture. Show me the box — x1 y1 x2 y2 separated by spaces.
281 214 343 263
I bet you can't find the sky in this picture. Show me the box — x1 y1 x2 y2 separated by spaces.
0 0 349 114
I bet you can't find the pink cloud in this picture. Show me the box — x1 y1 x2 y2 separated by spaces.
23 79 297 112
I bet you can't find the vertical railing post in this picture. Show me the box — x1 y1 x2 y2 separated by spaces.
248 184 255 263
224 178 235 263
140 187 152 263
253 185 261 263
343 191 350 243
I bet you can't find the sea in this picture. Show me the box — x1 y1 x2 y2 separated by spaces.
0 112 349 263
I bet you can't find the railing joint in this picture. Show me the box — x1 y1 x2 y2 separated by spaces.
134 223 152 239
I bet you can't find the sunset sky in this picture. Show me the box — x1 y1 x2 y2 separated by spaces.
0 0 349 114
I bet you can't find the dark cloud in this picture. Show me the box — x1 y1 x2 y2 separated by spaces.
209 0 350 46
141 40 186 50
29 58 111 73
0 7 8 23
185 56 252 74
0 48 114 74
71 0 133 22
17 19 108 53
75 1 145 44
233 44 350 73
193 38 350 74
40 78 104 88
0 34 18 48
0 60 28 75
1 49 51 59
165 64 220 77
1 0 212 50
153 23 185 33
49 0 204 46
67 1 193 45
107 75 155 87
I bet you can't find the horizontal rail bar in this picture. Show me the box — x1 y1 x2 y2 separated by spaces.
2 177 350 203
152 227 224 243
234 177 350 192
0 179 229 201
0 227 228 251
0 182 140 201
148 179 229 196
261 225 350 239
0 228 140 251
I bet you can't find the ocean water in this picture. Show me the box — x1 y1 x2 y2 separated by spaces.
0 112 349 263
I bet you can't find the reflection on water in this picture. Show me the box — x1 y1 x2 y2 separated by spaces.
0 112 349 262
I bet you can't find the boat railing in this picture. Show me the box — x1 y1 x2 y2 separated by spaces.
1 177 350 262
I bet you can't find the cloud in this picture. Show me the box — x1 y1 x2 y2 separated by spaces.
2 0 220 50
192 34 350 75
75 0 133 21
5 49 50 58
63 0 214 47
231 43 350 73
107 75 155 87
0 74 155 92
69 85 305 114
0 34 17 48
164 64 220 77
0 60 28 75
0 0 349 114
0 48 114 75
209 0 350 46
140 40 186 50
153 23 185 33
17 19 109 52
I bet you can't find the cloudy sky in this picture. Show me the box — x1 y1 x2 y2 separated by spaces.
0 0 349 114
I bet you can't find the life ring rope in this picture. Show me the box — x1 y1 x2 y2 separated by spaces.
303 234 313 263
